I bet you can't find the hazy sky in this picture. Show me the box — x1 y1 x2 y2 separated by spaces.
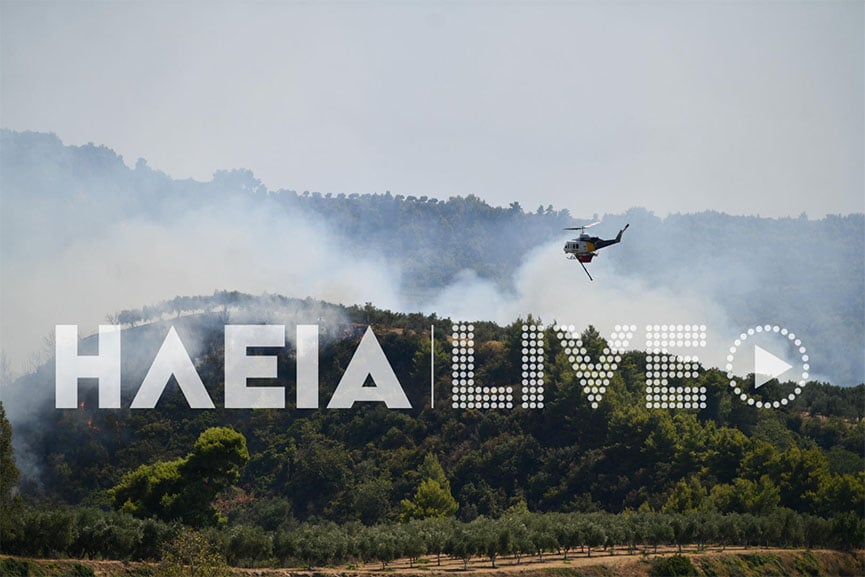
1 1 862 217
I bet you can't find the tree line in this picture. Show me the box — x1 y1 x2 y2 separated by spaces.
2 410 863 568
2 507 862 568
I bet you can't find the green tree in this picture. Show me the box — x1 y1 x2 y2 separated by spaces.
552 513 583 560
777 446 831 513
739 439 781 481
363 524 399 569
583 521 606 558
830 512 865 551
446 523 477 570
0 402 21 542
17 508 78 557
604 516 626 555
816 472 865 518
226 525 272 567
471 516 510 568
110 427 249 526
670 514 694 553
289 523 346 568
709 476 780 515
706 427 749 484
401 478 459 520
717 513 744 550
691 512 720 550
526 513 558 561
351 476 393 525
73 509 145 560
502 512 532 564
396 522 426 568
741 476 781 515
417 518 451 566
400 454 458 520
645 514 674 553
0 403 18 505
771 508 804 548
663 475 708 513
286 428 353 518
418 453 450 487
802 515 831 549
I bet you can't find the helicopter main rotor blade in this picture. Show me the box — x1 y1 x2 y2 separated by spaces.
564 221 601 231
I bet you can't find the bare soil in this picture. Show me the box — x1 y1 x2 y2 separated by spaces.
4 546 864 577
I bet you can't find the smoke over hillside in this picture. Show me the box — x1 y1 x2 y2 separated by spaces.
1 130 863 391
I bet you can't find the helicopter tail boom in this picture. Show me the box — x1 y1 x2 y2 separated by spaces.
591 223 630 250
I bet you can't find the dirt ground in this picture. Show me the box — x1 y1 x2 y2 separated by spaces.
5 546 864 577
250 546 858 576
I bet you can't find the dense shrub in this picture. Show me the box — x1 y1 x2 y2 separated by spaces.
60 563 96 577
0 558 31 577
650 554 697 577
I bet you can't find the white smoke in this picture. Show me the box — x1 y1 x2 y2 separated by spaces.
0 196 403 376
426 239 738 371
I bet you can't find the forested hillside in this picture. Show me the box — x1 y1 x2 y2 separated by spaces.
1 295 862 560
1 130 863 384
0 131 863 568
9 295 863 514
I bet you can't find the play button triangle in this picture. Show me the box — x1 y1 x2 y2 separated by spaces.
754 344 793 389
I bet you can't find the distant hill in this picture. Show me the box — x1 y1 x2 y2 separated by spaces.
1 129 863 385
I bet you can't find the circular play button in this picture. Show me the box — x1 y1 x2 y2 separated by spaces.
725 324 810 409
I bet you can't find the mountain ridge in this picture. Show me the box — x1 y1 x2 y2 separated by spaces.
1 129 863 387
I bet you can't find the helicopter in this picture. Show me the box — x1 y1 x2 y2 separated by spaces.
563 222 629 281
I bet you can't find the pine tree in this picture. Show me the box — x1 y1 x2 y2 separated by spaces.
0 402 18 506
0 401 21 538
400 454 458 520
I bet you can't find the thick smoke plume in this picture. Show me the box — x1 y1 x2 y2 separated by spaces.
426 239 738 372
